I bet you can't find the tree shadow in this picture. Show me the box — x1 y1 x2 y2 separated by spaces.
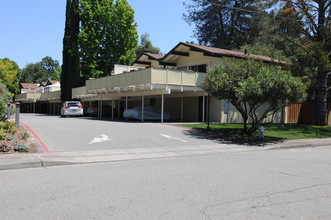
183 127 286 147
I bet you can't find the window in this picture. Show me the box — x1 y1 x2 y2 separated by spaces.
177 64 207 73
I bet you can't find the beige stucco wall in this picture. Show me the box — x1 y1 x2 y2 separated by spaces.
219 101 283 124
209 97 222 122
176 51 222 70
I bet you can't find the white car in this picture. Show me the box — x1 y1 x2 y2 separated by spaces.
61 101 83 117
123 106 171 120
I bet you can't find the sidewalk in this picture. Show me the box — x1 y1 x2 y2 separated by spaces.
1 138 331 171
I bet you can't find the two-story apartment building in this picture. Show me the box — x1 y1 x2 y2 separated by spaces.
16 42 287 123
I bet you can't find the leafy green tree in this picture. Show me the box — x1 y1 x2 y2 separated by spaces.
20 57 60 83
52 66 62 81
20 63 46 83
61 0 81 102
0 82 10 121
40 56 60 80
0 58 20 97
79 0 138 79
202 58 306 135
136 33 161 58
184 0 267 49
275 0 331 126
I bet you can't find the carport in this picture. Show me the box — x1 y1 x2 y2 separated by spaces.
73 68 208 122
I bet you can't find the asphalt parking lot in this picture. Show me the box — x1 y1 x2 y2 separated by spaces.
20 113 220 152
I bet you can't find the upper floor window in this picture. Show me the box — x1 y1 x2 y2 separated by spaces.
177 64 207 73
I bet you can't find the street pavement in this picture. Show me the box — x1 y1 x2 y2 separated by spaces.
1 136 331 170
2 144 331 220
1 113 331 170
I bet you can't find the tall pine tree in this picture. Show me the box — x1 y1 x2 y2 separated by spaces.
61 0 81 101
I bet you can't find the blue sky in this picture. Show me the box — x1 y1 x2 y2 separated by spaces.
0 0 196 69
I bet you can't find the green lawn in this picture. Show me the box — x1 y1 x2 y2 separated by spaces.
179 123 331 140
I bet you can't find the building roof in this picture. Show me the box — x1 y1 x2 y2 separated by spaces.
47 80 60 85
144 52 164 60
161 42 287 65
40 81 47 87
134 52 164 66
19 83 39 89
134 42 287 67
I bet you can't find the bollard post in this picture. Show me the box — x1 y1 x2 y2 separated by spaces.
258 126 265 139
15 103 20 128
7 103 11 121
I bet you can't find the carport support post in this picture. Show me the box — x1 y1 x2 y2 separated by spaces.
207 93 211 129
141 96 144 122
112 98 114 120
161 94 164 123
118 100 120 118
202 96 205 122
181 96 183 122
125 96 128 110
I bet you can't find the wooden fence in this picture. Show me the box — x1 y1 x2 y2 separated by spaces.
287 102 331 125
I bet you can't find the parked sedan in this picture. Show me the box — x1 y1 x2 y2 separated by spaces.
123 106 171 121
61 101 83 117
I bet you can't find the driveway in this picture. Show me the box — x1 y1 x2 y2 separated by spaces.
20 114 217 152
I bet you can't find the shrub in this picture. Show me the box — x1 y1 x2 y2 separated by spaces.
4 121 16 133
6 134 18 143
0 128 7 140
14 144 30 152
0 143 11 152
21 131 29 141
0 101 7 122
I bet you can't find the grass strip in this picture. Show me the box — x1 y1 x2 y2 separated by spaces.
179 123 331 140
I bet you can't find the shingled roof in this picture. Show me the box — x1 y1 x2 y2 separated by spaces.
19 83 39 89
134 42 287 67
162 42 287 65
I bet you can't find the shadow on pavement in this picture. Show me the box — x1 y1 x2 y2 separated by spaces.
182 128 286 147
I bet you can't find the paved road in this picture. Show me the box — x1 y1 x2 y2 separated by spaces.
1 146 331 220
20 114 218 152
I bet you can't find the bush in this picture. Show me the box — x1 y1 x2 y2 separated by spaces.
4 121 16 133
0 101 7 121
6 134 18 142
21 131 29 141
14 144 30 152
0 128 7 140
0 143 11 152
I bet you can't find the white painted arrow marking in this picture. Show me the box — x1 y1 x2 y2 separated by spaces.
160 134 187 143
89 134 111 144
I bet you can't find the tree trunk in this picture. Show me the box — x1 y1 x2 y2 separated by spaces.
314 1 328 126
315 69 328 125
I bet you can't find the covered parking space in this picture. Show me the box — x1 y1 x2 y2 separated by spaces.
73 68 209 122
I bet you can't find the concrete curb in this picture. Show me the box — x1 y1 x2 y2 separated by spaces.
1 140 331 171
264 138 331 150
0 154 42 170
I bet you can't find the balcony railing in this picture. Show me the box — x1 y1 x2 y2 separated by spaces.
15 93 41 102
40 90 61 101
85 68 206 92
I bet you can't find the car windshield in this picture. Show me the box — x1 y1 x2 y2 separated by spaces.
67 103 81 107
